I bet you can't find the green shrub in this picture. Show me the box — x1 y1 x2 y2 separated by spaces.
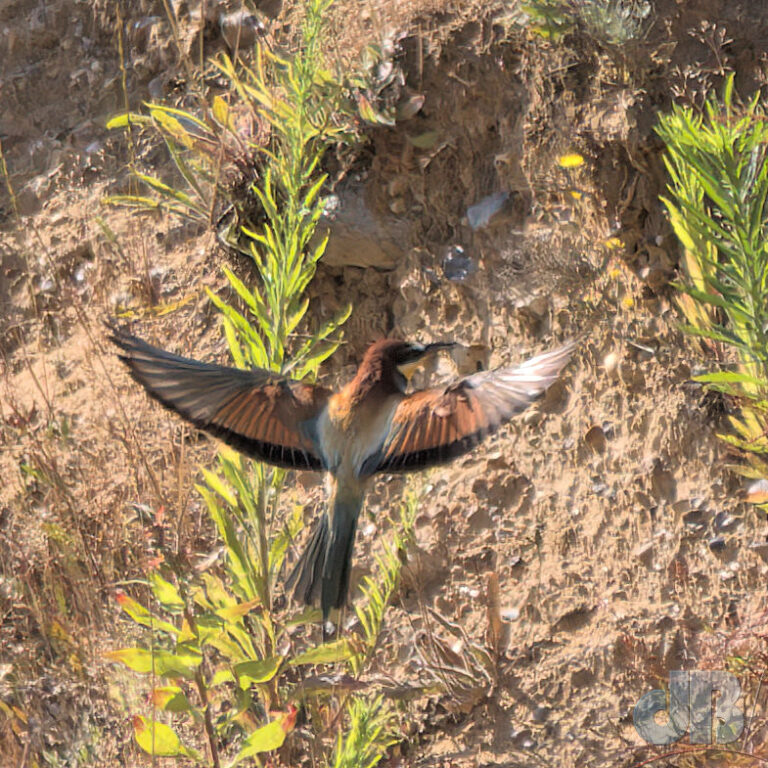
658 74 768 488
105 1 408 764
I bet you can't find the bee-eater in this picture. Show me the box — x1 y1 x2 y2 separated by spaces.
109 327 574 620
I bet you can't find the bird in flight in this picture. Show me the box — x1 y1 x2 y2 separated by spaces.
110 327 575 621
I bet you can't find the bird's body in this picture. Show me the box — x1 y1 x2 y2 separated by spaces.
317 340 408 477
110 329 574 620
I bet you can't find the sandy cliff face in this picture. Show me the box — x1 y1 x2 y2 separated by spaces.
2 0 768 765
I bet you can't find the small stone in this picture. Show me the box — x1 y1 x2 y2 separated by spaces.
387 176 409 198
708 536 726 553
584 425 607 454
314 184 406 269
220 10 265 51
746 479 768 504
720 569 735 581
441 245 477 281
683 509 707 531
395 92 425 121
633 541 654 566
603 351 620 379
749 540 768 558
527 296 549 318
253 0 282 18
714 511 737 531
532 706 550 723
466 191 509 230
523 409 542 427
16 185 42 215
388 197 407 215
148 75 166 100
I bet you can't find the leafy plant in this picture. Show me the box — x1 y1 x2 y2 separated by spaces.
328 695 398 768
571 0 651 46
657 74 768 488
350 489 418 676
105 103 225 225
105 1 416 765
107 485 416 766
519 0 576 41
104 19 419 244
520 0 651 45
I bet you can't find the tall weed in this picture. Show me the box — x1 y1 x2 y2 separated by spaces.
657 74 768 491
105 1 405 765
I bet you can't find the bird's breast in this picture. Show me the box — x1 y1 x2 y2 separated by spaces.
318 391 401 478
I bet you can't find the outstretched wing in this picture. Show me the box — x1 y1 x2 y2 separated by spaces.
362 341 575 475
109 326 330 470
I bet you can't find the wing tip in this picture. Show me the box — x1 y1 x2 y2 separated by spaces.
105 319 142 356
523 338 578 375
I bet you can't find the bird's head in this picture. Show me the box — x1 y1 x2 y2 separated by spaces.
389 340 456 382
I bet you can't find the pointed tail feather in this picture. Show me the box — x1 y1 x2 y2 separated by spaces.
287 491 363 620
321 494 361 618
286 515 328 607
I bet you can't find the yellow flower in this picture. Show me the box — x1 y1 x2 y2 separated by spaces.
558 153 585 168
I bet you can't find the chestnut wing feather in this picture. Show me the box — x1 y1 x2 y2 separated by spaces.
110 327 329 470
364 341 575 474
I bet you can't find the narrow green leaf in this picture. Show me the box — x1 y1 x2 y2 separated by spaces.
153 648 203 678
104 647 155 674
146 102 211 132
289 638 354 666
102 194 161 210
222 267 271 330
115 592 179 635
133 716 186 757
201 466 238 507
106 112 151 129
150 685 193 713
149 572 185 612
358 93 395 126
215 597 261 622
164 137 209 205
223 318 247 369
303 173 328 209
285 605 323 625
136 173 207 216
286 296 309 335
105 647 200 678
693 371 765 387
212 95 233 129
234 656 283 684
233 719 287 762
210 667 235 687
196 485 258 601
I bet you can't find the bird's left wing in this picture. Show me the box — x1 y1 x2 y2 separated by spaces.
110 326 330 470
363 341 575 475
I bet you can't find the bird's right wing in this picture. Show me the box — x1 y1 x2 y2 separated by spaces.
110 326 331 470
363 341 575 474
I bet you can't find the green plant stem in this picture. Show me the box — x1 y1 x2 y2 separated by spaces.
194 665 220 768
182 601 221 768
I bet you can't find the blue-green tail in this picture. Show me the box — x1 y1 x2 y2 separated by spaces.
287 490 363 620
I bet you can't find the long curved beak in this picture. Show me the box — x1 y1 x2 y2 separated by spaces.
423 341 457 354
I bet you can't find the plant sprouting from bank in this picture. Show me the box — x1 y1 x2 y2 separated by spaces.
657 74 768 494
105 1 408 765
